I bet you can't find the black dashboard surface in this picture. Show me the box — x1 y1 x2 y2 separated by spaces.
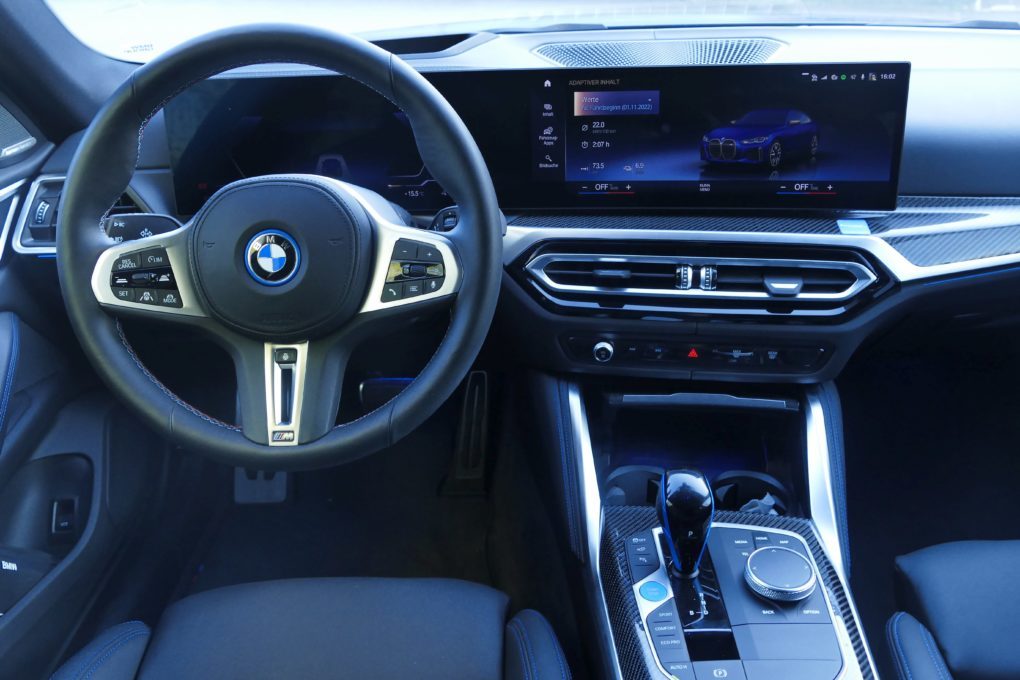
164 63 909 215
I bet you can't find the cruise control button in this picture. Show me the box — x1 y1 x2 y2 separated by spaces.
112 287 135 302
417 243 442 262
111 274 130 287
153 270 176 288
138 249 170 268
113 253 141 272
381 283 404 302
130 271 155 286
136 289 159 305
156 290 182 308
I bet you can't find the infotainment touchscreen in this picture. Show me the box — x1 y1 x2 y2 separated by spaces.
166 63 909 214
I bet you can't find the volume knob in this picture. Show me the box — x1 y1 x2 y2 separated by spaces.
593 341 614 363
744 546 817 602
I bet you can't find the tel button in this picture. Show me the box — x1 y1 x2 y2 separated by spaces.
381 283 404 303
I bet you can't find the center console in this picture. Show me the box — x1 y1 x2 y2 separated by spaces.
535 377 875 680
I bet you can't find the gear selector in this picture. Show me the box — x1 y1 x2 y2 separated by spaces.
657 469 714 578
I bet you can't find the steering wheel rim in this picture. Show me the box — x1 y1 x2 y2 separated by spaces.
56 25 503 470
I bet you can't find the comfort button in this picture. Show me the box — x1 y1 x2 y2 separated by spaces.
638 581 668 602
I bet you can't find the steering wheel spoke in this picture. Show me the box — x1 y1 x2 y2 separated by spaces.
230 333 351 446
91 217 206 320
357 211 461 316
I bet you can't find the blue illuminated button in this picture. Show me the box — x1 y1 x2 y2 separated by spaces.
639 581 669 602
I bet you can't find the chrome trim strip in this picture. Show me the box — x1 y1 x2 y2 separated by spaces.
805 387 880 678
0 179 25 262
526 253 876 302
264 341 308 447
566 383 624 680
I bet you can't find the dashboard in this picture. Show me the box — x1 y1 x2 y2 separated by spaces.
165 63 910 214
5 23 1020 386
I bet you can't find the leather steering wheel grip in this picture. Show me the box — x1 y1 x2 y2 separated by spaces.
56 25 503 470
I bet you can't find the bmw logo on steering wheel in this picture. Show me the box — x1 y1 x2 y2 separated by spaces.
245 229 300 286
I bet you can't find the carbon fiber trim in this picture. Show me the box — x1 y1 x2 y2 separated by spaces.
887 225 1020 266
602 506 875 680
534 39 783 67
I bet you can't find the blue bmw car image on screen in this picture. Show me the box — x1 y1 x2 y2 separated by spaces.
700 108 819 169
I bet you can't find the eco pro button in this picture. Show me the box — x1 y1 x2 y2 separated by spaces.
639 581 668 602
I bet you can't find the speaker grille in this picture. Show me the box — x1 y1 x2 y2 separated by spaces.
0 104 35 159
535 38 783 67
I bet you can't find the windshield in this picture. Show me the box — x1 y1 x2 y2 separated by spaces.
46 0 1020 63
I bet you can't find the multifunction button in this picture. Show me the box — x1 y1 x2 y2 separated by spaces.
109 248 182 308
380 239 447 303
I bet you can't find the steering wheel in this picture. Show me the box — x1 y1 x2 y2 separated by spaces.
56 26 502 470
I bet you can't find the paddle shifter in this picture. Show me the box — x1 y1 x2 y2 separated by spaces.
657 469 714 578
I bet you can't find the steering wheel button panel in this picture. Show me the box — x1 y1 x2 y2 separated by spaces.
378 236 451 304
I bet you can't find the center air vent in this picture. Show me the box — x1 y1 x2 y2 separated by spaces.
523 250 880 318
535 38 784 68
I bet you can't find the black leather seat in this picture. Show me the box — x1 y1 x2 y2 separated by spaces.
52 578 571 680
887 540 1020 680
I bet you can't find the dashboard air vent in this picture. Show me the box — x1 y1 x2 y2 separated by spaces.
523 249 880 318
535 38 783 67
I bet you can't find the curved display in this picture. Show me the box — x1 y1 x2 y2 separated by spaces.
165 62 909 214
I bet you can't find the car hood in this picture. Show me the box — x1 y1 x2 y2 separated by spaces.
705 125 778 139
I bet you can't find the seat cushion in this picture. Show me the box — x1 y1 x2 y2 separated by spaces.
52 577 570 680
886 612 954 680
894 540 1020 680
